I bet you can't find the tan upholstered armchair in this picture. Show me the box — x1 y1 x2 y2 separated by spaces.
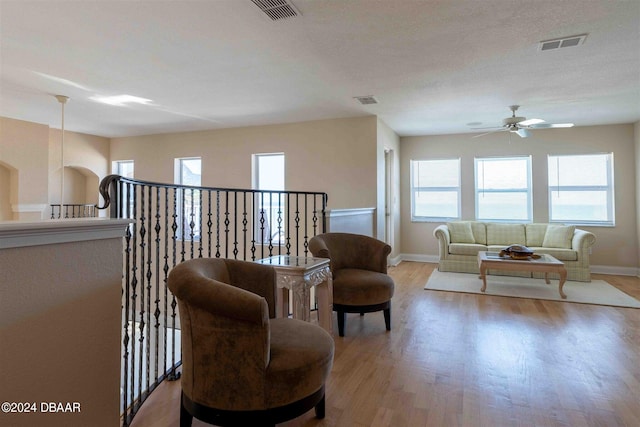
309 233 394 337
167 258 334 427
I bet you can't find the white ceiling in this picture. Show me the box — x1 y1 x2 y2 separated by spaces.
1 0 639 138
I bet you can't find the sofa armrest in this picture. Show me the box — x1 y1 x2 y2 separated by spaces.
572 228 596 250
433 225 451 260
571 228 596 270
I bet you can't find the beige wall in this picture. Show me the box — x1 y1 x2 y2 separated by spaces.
3 114 637 272
0 117 49 219
111 116 379 212
0 222 126 427
401 124 638 270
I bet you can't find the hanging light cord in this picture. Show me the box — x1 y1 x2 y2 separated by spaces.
55 95 69 211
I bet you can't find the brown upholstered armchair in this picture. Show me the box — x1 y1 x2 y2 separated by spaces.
167 258 334 427
309 232 394 337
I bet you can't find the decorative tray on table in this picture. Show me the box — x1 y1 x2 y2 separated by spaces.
498 245 541 260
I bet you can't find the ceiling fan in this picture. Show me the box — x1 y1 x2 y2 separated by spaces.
472 105 574 138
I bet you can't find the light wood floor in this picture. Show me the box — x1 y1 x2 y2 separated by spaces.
130 262 640 427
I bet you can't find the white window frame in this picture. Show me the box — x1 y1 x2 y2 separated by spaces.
474 156 532 223
547 153 615 226
174 157 202 241
112 160 134 217
252 153 285 244
410 158 461 222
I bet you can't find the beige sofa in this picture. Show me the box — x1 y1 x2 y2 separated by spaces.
433 221 596 282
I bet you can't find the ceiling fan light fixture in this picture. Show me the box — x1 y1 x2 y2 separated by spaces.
503 116 526 126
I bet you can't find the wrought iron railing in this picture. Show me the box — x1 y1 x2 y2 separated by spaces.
97 174 328 427
50 203 98 219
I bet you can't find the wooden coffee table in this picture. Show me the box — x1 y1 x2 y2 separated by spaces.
477 251 568 299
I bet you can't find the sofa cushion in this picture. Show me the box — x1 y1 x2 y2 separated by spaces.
449 243 487 256
486 223 526 246
447 222 475 243
542 225 575 249
266 318 334 408
332 268 395 306
525 223 548 247
530 247 578 262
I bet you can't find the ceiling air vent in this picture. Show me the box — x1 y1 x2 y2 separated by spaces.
251 0 300 21
354 95 378 105
538 34 588 51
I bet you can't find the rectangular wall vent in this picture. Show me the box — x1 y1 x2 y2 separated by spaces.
251 0 300 21
538 34 588 51
354 95 378 105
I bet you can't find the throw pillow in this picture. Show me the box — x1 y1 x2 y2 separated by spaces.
447 222 475 244
526 224 548 247
542 225 575 249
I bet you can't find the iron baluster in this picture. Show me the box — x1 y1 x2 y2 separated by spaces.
242 192 248 260
206 192 213 258
224 192 230 259
233 192 238 259
162 188 170 382
215 191 221 258
154 187 162 383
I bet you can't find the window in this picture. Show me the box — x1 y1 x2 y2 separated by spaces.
175 157 202 241
410 158 461 221
548 153 614 226
113 160 134 178
475 156 532 222
253 153 285 244
112 160 134 217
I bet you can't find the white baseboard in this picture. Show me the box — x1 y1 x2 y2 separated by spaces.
389 254 403 266
591 265 640 277
398 254 640 277
398 253 439 264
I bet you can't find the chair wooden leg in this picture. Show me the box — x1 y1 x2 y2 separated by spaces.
180 392 193 427
314 394 326 419
337 310 346 337
383 307 391 331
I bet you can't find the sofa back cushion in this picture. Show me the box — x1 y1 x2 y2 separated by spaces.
542 224 576 249
486 223 526 246
447 222 475 243
525 223 548 247
470 222 487 245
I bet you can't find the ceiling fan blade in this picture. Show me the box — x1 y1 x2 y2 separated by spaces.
515 128 530 138
472 128 505 138
469 126 502 130
528 123 574 129
518 118 544 126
